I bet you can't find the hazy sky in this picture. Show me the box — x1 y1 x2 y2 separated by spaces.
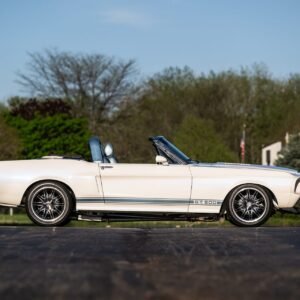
0 0 300 101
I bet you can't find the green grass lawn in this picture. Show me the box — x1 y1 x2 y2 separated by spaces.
0 212 299 227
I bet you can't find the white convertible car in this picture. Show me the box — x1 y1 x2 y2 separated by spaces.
0 136 299 227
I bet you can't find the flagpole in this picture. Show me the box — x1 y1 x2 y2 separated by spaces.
241 124 246 163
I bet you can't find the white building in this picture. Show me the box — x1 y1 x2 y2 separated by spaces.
261 133 292 166
261 142 282 166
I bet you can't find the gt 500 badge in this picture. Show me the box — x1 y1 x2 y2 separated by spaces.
193 199 222 206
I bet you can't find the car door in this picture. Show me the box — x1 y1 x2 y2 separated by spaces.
99 163 192 213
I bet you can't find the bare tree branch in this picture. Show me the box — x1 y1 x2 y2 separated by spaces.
17 49 138 130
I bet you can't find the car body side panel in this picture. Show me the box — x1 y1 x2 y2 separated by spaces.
0 159 102 207
189 165 297 213
91 163 192 213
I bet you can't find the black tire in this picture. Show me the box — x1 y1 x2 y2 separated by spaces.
25 182 73 226
226 184 272 227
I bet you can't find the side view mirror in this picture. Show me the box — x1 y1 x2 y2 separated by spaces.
104 143 118 163
156 155 168 165
104 143 114 157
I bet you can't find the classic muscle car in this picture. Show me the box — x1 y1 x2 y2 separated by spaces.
0 136 299 227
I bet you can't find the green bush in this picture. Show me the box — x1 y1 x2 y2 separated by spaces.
7 114 91 159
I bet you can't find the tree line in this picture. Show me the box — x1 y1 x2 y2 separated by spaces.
1 49 300 168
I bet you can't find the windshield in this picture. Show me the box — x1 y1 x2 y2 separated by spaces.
159 138 190 161
153 136 192 164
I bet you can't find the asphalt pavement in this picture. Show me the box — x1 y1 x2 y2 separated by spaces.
0 226 299 300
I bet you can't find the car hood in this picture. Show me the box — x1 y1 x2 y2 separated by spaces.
193 162 299 175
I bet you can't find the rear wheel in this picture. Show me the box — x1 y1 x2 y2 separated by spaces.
227 184 272 227
25 182 72 226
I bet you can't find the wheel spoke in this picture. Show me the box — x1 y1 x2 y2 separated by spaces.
246 190 250 199
252 190 258 200
49 209 54 219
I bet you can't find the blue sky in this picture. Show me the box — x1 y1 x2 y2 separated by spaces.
0 0 300 101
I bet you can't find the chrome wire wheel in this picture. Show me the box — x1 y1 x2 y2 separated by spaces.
26 182 72 226
228 185 271 226
31 187 66 222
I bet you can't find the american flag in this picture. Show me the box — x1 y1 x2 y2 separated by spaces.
240 126 246 163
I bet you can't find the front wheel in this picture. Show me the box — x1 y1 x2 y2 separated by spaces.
227 184 272 227
25 182 73 226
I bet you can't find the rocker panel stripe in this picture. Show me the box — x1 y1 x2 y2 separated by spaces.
76 197 223 206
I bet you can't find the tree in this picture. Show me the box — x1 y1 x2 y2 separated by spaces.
15 60 300 165
134 65 300 164
7 114 91 159
275 135 300 171
17 49 138 130
0 114 21 160
174 116 238 163
9 97 71 120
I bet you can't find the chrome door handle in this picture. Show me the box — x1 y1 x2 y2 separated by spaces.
101 165 114 170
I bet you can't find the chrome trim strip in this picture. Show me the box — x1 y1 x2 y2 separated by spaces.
192 162 298 174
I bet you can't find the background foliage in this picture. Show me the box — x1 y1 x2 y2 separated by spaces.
6 114 91 159
0 50 300 166
4 97 91 160
174 116 237 163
